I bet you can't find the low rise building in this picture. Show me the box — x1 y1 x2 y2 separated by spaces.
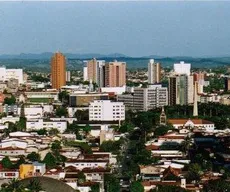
89 100 125 121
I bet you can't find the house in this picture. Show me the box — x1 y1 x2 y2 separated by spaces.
168 119 215 132
0 164 19 179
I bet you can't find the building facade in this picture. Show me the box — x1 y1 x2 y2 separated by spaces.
117 84 168 111
148 59 161 84
104 61 126 87
89 100 125 121
51 52 66 89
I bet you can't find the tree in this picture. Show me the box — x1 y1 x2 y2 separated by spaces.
5 179 23 192
1 156 13 169
83 124 91 135
150 185 187 192
48 128 60 136
203 179 230 192
90 183 100 192
43 152 56 168
100 140 122 154
36 128 47 135
130 181 144 192
58 91 69 104
104 174 120 192
154 125 170 137
4 95 16 105
119 122 134 133
16 117 26 131
15 156 26 168
185 163 202 183
26 179 43 192
55 107 68 117
27 152 40 162
74 110 89 121
77 171 86 184
51 140 62 153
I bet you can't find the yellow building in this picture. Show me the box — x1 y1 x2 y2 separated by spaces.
51 52 66 89
19 164 34 179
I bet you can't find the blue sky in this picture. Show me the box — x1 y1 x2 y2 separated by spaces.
0 2 229 57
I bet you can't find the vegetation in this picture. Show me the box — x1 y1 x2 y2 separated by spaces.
150 185 187 192
130 181 144 192
55 107 68 117
27 152 41 162
4 95 16 105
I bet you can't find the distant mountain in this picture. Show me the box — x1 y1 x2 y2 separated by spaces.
0 52 130 60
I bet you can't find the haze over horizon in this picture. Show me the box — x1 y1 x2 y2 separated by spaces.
0 2 230 57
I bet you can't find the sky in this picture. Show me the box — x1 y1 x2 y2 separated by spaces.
0 2 230 57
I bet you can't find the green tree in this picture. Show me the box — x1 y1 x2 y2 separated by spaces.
150 185 187 192
186 163 202 183
26 179 43 192
104 174 120 192
77 171 86 184
130 181 144 192
55 107 68 117
1 156 13 169
90 183 100 192
4 95 16 105
16 117 26 131
36 128 47 135
154 125 170 137
27 152 40 162
83 124 91 135
51 140 62 153
203 179 230 192
100 140 122 154
43 152 57 168
58 91 69 104
48 128 60 136
74 110 89 121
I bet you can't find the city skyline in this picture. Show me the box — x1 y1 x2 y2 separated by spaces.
0 2 230 57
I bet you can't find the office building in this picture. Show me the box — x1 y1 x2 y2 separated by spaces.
51 52 66 89
84 59 105 87
66 71 71 82
69 93 109 107
225 77 230 91
105 61 126 87
174 61 191 75
117 84 168 111
148 59 161 84
89 100 125 121
0 67 24 84
169 75 194 106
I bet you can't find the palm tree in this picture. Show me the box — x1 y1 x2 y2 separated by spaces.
6 179 23 192
180 136 193 159
26 179 43 192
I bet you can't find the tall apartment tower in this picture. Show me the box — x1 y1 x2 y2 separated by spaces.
51 52 66 89
84 59 105 87
225 77 230 91
105 61 126 87
148 59 161 84
169 75 194 106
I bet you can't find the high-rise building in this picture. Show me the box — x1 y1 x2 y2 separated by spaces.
51 52 66 89
225 77 230 91
84 59 105 87
194 72 206 94
0 66 24 85
174 61 191 76
169 74 194 106
105 61 126 87
66 71 71 82
148 59 161 84
117 84 168 111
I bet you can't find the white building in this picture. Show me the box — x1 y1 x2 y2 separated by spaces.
100 86 126 95
148 59 161 84
118 84 168 111
26 119 67 133
174 61 191 76
89 100 125 121
0 67 24 84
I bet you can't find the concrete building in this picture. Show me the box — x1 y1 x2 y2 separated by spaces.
26 119 67 133
118 84 168 111
225 77 230 92
89 100 125 121
51 52 66 89
69 93 109 107
0 67 24 84
105 61 126 87
148 59 161 84
84 59 105 87
169 75 194 106
173 61 191 76
66 71 71 82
